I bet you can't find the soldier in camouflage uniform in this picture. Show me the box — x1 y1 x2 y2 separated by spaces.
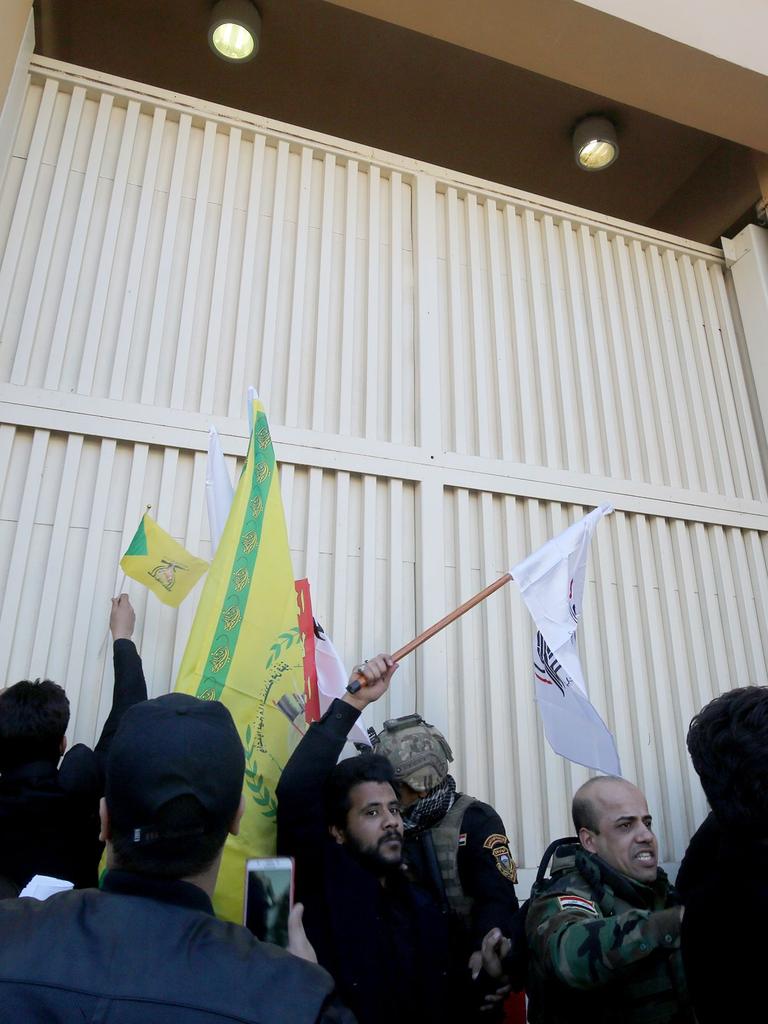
522 776 692 1024
374 715 519 1017
374 715 518 945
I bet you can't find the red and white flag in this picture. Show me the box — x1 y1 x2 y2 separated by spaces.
315 625 371 747
512 504 621 776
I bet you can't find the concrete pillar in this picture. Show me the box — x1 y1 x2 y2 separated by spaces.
723 224 768 446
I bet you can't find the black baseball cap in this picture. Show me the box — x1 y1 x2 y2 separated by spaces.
105 693 245 844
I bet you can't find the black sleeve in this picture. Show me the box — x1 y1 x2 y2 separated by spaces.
57 742 102 796
276 698 361 858
675 812 721 902
457 803 520 947
316 994 359 1024
93 639 148 762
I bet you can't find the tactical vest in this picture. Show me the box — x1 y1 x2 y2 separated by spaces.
428 793 477 924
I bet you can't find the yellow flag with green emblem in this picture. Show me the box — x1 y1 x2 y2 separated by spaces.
120 514 209 607
174 396 306 923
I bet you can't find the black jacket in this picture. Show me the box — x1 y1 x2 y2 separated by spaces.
680 820 765 1023
0 869 354 1023
674 812 723 902
0 639 147 891
276 699 453 1024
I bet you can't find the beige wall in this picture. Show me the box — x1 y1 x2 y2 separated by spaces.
0 0 32 106
573 0 768 76
3 64 768 871
0 0 33 186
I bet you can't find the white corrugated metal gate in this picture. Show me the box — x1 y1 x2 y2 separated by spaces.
1 58 767 879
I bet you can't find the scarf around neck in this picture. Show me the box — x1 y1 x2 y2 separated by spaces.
402 774 457 836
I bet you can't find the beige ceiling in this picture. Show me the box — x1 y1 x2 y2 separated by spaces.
324 0 768 153
34 0 762 244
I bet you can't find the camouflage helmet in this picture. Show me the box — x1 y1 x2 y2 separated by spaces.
374 714 453 793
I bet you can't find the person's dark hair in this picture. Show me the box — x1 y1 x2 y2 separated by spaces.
572 775 625 834
110 794 230 878
325 753 400 830
0 679 70 770
687 686 768 834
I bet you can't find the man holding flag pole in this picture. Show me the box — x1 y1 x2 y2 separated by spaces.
276 653 458 1024
128 404 684 1021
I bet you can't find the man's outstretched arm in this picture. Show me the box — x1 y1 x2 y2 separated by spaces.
94 595 148 759
526 895 683 990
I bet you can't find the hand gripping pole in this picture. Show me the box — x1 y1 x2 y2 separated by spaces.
346 573 514 694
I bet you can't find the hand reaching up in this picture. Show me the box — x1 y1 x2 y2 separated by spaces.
110 594 135 641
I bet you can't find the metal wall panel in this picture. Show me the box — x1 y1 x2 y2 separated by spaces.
1 60 767 875
0 77 416 444
435 188 766 501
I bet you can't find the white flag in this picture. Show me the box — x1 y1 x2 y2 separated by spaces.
315 626 371 747
205 425 234 556
512 504 621 776
247 385 258 435
207 387 258 554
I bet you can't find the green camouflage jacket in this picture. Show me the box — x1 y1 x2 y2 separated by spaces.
525 843 692 1024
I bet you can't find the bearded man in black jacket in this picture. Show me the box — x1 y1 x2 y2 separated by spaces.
277 654 456 1024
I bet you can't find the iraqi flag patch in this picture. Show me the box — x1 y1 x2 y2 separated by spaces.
556 894 599 917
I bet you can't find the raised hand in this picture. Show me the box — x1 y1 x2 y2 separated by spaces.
342 654 398 711
109 594 135 641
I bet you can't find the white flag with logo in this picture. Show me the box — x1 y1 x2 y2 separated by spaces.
512 504 621 776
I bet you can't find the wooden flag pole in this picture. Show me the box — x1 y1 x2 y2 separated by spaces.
346 572 514 693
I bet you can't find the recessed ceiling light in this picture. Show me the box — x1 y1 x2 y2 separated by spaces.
573 116 619 172
209 0 261 63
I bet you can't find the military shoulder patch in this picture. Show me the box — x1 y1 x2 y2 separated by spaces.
556 894 599 917
482 833 509 850
491 845 517 883
458 833 467 847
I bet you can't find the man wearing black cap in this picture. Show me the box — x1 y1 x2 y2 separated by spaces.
0 692 355 1024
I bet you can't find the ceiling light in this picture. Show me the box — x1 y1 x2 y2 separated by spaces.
209 0 261 63
573 116 619 172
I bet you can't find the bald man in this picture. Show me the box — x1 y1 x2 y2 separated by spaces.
526 777 693 1023
482 777 692 1024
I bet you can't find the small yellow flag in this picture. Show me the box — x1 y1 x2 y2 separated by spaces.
120 514 208 607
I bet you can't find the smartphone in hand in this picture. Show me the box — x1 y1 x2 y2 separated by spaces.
244 857 294 946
